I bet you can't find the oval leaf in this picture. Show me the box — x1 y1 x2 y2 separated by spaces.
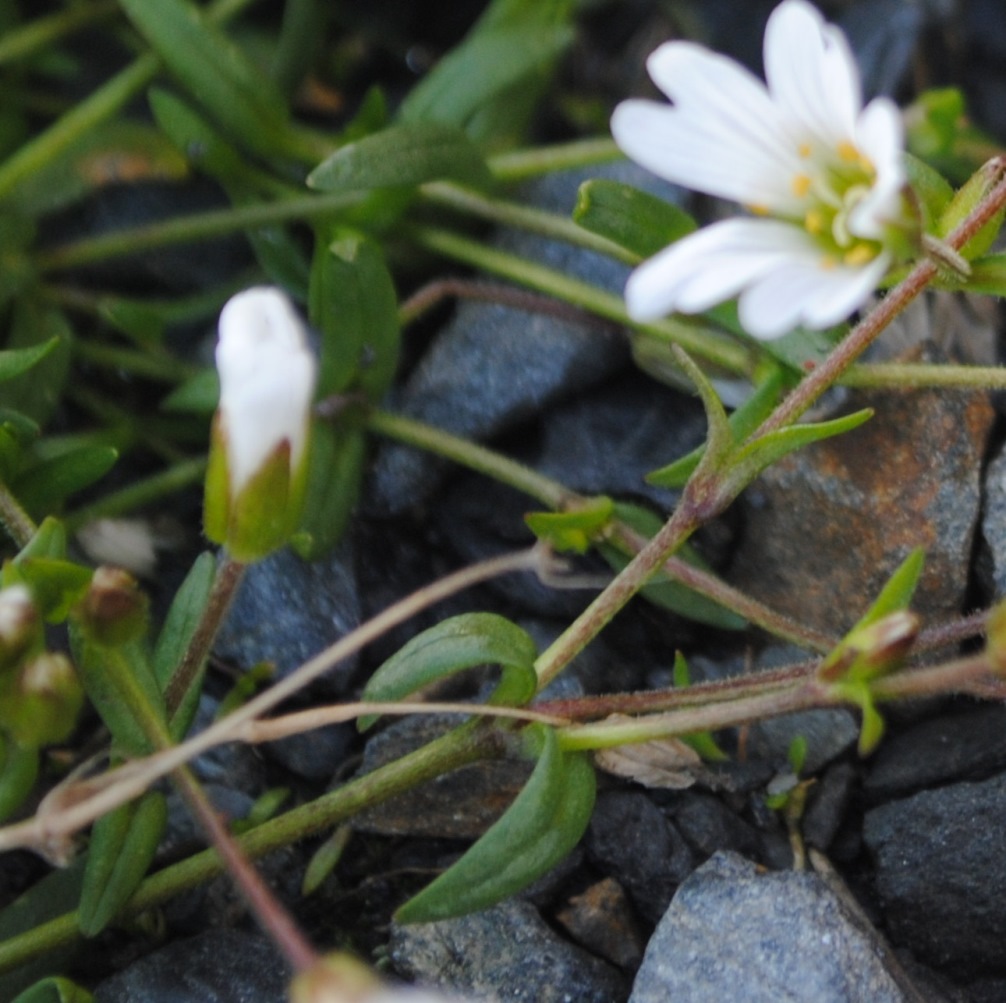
360 613 538 730
308 122 491 194
395 725 596 922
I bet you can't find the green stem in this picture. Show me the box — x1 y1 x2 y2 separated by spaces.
0 0 119 66
0 482 36 549
37 191 363 271
63 457 207 533
487 137 622 182
420 181 637 264
0 0 255 201
407 225 753 376
0 721 499 975
842 361 1006 391
164 553 244 718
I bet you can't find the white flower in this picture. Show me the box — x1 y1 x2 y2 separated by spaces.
205 286 316 561
610 0 913 339
216 286 316 495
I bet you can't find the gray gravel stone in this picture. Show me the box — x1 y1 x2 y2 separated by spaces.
864 771 1006 972
390 899 628 1003
629 852 910 1003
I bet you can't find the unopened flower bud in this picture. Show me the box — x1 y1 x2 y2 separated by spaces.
0 652 83 747
204 286 316 563
0 585 40 670
75 566 149 646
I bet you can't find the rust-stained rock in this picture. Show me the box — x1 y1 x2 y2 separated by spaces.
555 877 647 970
728 371 994 637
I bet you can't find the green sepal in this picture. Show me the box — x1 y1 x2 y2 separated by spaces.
292 421 366 561
308 122 491 195
153 551 216 739
597 503 745 630
964 253 1006 296
395 724 596 923
118 0 291 160
0 655 83 748
0 736 38 823
3 558 92 624
524 497 614 554
936 158 1006 262
77 791 167 937
11 977 93 1003
647 365 786 488
902 152 954 232
573 179 696 260
853 548 925 633
669 346 733 473
359 613 538 730
731 408 874 485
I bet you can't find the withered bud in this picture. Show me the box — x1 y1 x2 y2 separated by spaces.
0 585 40 669
76 566 149 646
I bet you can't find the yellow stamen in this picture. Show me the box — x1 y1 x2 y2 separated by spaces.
843 245 876 266
798 142 812 158
837 141 859 162
748 203 770 216
792 174 812 197
804 209 826 235
820 255 838 271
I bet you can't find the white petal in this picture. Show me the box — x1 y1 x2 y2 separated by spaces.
623 219 818 322
216 287 317 496
612 41 805 210
765 0 861 147
847 98 906 238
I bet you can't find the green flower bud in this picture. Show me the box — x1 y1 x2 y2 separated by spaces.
0 652 83 747
75 566 149 647
0 584 41 671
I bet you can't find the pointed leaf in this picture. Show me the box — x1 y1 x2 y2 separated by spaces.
852 548 925 632
399 24 573 143
573 180 696 260
647 366 786 488
13 445 118 517
0 339 58 384
733 408 873 481
12 977 93 1003
77 791 167 937
360 613 538 730
395 725 595 922
3 302 72 427
308 122 491 194
153 551 216 738
669 346 732 472
118 0 290 159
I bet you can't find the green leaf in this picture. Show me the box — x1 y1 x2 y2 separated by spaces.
13 445 118 518
647 365 786 488
599 503 746 630
77 791 167 937
12 976 93 1003
395 725 595 922
308 122 491 194
72 636 167 757
5 558 92 623
2 302 72 427
0 736 38 823
524 497 614 554
573 180 696 260
309 232 400 399
153 551 216 739
732 408 874 483
118 0 291 159
902 151 954 230
669 346 732 473
851 548 925 633
161 367 219 414
292 421 366 560
360 613 538 730
399 24 573 145
0 339 58 384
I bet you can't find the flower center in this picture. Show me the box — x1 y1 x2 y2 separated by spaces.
792 139 884 268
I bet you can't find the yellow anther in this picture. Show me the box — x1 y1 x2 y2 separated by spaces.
804 209 827 235
748 203 770 216
820 255 839 270
792 173 812 197
837 141 860 162
798 142 812 158
843 245 877 266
